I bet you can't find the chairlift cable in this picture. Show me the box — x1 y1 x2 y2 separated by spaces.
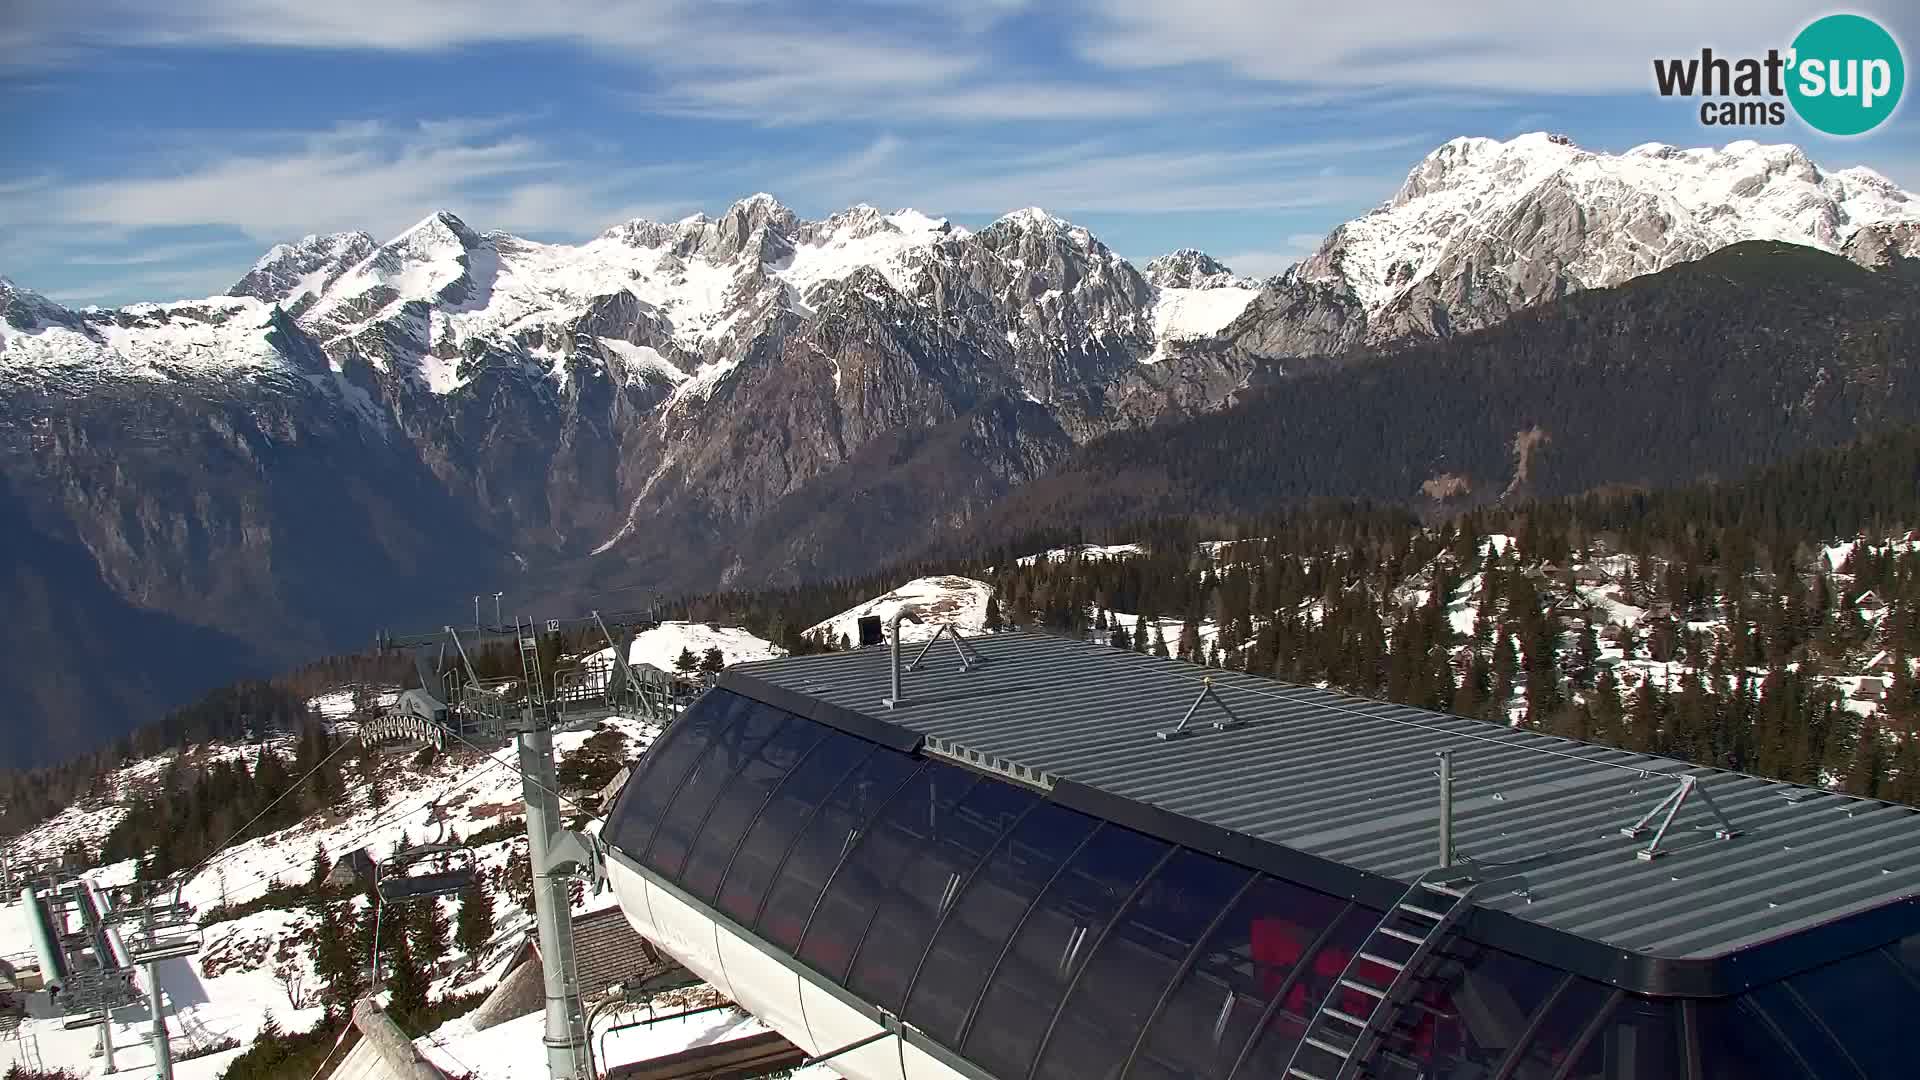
176 732 365 888
199 750 501 908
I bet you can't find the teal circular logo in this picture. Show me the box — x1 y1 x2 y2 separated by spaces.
1788 14 1904 136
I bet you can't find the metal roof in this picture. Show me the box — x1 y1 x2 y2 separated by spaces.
726 630 1920 963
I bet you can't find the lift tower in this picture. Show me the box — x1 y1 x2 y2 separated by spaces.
374 608 669 1080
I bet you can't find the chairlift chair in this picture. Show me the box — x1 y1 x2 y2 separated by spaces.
375 843 478 903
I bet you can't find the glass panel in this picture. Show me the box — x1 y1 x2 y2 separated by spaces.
1377 944 1562 1077
962 824 1170 1080
1507 980 1613 1080
847 777 1037 1012
644 699 785 879
1034 849 1252 1080
1788 947 1917 1078
1744 982 1854 1080
1890 931 1920 981
1230 903 1387 1078
1586 996 1682 1080
678 710 827 903
1129 875 1349 1080
603 689 744 858
904 802 1100 1049
797 761 973 982
754 746 919 952
1695 997 1815 1080
716 730 870 927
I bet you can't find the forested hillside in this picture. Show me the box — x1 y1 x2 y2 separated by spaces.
701 426 1920 802
9 426 1920 847
970 243 1920 540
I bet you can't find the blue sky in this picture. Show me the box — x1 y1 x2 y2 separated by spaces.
3 1 1918 307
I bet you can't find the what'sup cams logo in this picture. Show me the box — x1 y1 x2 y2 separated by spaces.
1653 13 1904 135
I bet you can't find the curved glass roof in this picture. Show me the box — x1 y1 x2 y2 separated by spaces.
604 686 1920 1080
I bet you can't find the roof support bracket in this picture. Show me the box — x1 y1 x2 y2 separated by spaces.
907 622 983 673
1621 773 1739 861
1156 676 1246 740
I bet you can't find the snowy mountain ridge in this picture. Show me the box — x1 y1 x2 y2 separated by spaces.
1221 132 1920 356
0 196 1257 396
7 134 1920 757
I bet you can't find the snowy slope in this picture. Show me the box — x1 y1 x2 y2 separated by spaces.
1294 133 1920 315
579 621 784 673
806 576 995 646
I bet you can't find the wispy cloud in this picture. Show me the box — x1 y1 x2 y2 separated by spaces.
1073 0 1832 93
1220 234 1326 279
0 118 687 244
822 134 1428 215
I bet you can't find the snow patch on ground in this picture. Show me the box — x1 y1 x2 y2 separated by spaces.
807 576 994 646
579 621 784 674
1146 285 1259 360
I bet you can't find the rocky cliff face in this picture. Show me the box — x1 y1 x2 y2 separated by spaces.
5 132 1919 760
1220 133 1920 358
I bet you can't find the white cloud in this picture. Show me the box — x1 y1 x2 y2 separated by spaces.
1219 235 1326 279
832 135 1427 215
0 119 686 244
1074 0 1847 92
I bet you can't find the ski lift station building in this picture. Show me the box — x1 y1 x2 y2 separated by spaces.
602 630 1920 1080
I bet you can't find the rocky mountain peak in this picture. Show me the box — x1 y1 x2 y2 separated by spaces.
1 277 88 338
990 207 1074 235
1144 249 1246 289
227 230 378 305
388 210 482 256
1226 133 1920 360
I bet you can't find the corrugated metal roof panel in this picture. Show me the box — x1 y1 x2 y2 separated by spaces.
729 630 1920 961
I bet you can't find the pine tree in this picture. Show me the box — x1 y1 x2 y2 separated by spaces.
1132 615 1149 653
1152 624 1171 658
1490 629 1518 721
984 595 1003 631
310 900 361 1021
411 897 450 968
1178 617 1202 663
1845 719 1885 797
385 933 429 1020
309 841 331 891
674 647 698 673
455 878 496 956
700 647 725 674
1571 620 1600 691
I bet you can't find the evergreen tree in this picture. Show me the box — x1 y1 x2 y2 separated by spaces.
385 933 429 1019
411 897 450 968
1177 617 1202 663
1570 620 1600 691
455 879 496 956
1152 624 1171 658
983 594 1003 631
699 647 726 674
1490 629 1518 720
310 900 361 1020
1845 719 1885 798
309 841 331 891
1132 615 1149 653
674 647 698 674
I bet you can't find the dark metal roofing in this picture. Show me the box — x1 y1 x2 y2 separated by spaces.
726 630 1920 963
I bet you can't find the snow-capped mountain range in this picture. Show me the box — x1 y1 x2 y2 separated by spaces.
1222 133 1920 355
3 132 1918 761
0 197 1257 395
